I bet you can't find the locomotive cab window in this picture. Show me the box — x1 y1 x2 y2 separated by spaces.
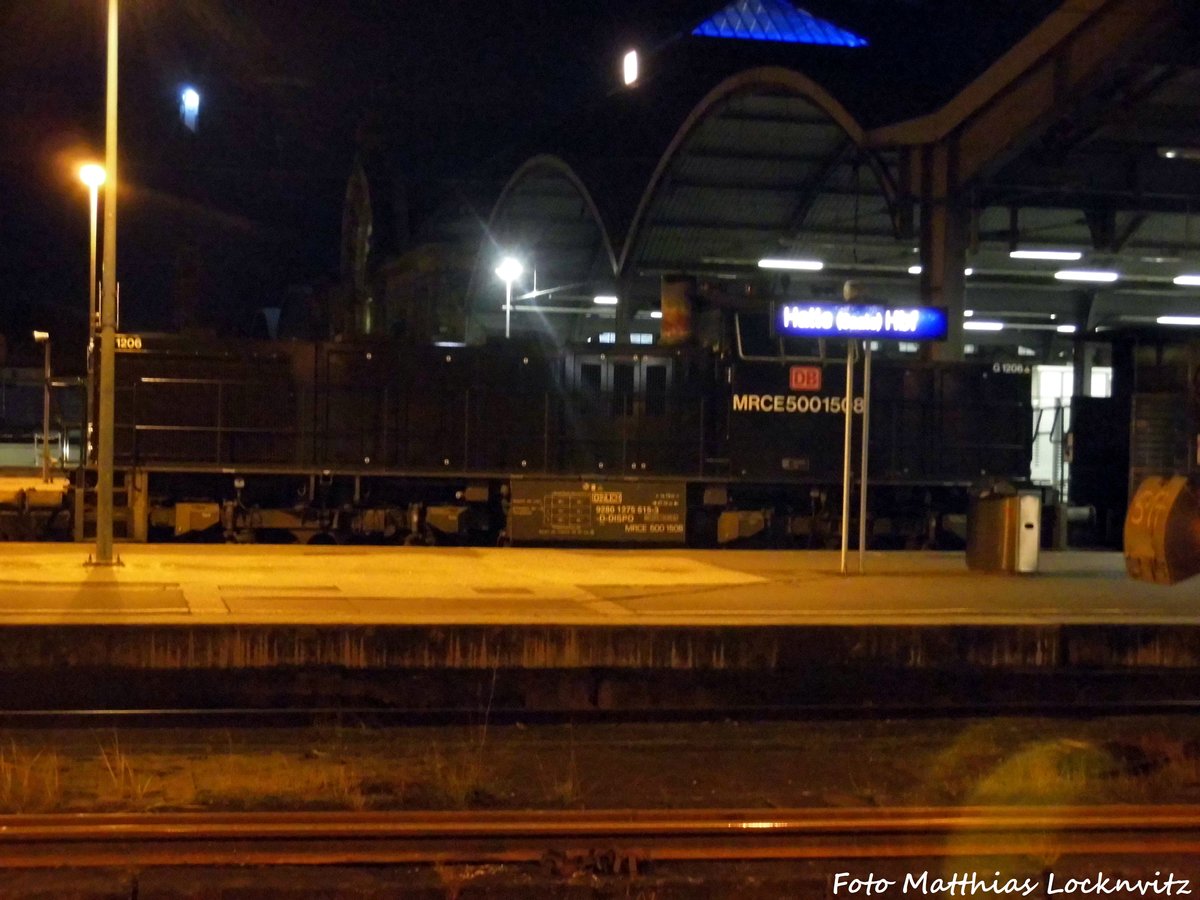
736 312 823 360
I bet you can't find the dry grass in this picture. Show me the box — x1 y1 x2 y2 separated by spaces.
0 741 60 812
99 733 158 808
188 751 370 811
421 745 496 809
0 719 1199 814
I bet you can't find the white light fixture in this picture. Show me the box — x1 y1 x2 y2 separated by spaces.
650 310 663 319
1173 275 1200 286
495 256 524 339
1054 269 1119 283
757 258 823 271
963 320 1004 332
1159 147 1200 161
495 257 523 283
593 295 618 305
622 50 639 86
1056 324 1078 334
1157 316 1200 326
1010 249 1083 261
964 267 974 276
964 309 974 317
907 265 922 275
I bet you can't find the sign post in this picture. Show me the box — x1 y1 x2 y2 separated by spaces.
839 341 856 574
858 342 872 573
772 301 948 573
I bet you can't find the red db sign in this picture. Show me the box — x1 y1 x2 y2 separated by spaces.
789 366 822 391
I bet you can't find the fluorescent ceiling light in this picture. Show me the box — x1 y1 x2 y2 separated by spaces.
650 310 663 319
963 320 1004 332
593 295 619 305
758 258 823 271
1054 269 1119 283
964 268 974 276
1056 324 1077 334
1010 249 1083 261
907 265 922 275
1157 316 1200 326
1173 275 1200 286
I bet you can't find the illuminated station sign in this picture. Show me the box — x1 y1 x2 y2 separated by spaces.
773 303 949 341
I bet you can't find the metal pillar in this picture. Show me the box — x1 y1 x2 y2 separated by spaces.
918 143 967 362
94 0 119 565
40 338 50 483
87 181 99 463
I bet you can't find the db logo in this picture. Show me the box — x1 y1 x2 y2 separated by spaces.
789 366 822 392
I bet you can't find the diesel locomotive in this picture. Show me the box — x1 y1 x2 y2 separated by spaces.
66 308 1034 548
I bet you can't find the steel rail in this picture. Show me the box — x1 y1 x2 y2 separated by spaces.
1 806 1200 869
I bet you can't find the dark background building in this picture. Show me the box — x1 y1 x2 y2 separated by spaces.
1 0 1080 365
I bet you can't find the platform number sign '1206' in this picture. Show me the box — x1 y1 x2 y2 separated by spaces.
115 334 144 352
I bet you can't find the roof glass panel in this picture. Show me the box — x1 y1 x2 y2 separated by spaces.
693 0 868 47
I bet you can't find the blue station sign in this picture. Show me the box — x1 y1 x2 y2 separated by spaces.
773 302 949 341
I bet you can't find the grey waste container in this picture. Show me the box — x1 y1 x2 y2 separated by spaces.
966 491 1041 573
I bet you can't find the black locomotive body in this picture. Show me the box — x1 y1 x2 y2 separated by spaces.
104 327 1032 547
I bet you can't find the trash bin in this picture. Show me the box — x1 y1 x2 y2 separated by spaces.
966 490 1041 573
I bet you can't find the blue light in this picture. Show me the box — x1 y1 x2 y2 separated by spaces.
180 86 200 131
693 0 868 47
774 303 948 341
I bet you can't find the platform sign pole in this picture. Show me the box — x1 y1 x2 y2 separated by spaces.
858 341 872 573
839 341 857 574
772 300 947 574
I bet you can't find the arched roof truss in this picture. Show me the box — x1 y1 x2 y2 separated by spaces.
620 68 900 279
467 155 617 326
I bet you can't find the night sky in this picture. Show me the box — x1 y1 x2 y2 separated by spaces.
0 0 1057 368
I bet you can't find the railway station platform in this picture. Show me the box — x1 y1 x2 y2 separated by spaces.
0 544 1197 711
0 544 1194 626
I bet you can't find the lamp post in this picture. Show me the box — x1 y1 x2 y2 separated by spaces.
494 256 523 339
32 332 51 483
94 0 119 564
79 164 105 465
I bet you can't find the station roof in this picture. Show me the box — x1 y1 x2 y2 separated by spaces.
437 0 1200 349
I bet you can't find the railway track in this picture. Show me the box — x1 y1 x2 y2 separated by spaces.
2 806 1200 869
3 697 1200 728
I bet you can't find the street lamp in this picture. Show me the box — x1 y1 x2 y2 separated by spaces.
32 331 51 483
79 163 105 465
494 256 523 339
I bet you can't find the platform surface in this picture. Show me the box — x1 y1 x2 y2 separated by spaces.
0 544 1195 627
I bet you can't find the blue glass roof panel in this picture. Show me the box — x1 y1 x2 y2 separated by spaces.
693 0 868 47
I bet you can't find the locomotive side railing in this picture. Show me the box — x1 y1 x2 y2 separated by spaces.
121 375 299 466
119 371 708 480
118 369 1028 486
